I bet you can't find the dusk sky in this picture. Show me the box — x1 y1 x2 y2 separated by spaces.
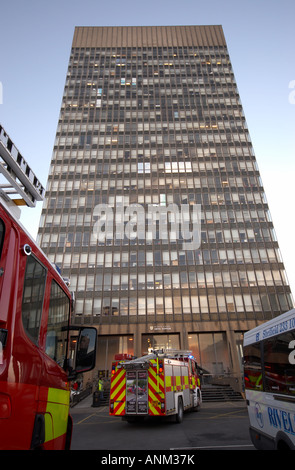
0 0 294 294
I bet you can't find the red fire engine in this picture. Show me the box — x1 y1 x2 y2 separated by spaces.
110 349 202 423
0 125 97 449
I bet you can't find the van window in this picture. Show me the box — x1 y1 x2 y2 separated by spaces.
244 342 263 391
22 255 47 343
264 332 295 396
45 280 70 367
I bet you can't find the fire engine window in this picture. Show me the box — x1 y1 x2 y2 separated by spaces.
45 280 70 367
191 360 196 374
0 219 5 257
22 255 47 344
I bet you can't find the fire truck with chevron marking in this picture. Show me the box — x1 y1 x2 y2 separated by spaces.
0 125 97 449
109 349 202 423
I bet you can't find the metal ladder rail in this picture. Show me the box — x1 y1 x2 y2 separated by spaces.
0 125 45 207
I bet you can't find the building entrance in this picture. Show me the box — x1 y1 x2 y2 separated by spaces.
188 332 230 381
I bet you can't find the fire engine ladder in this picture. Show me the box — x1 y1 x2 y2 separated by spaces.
156 349 193 359
0 125 45 208
123 353 157 370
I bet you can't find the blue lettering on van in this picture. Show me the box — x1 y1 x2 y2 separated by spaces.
268 407 295 436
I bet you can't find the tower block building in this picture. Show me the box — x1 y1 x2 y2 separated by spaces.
37 26 293 388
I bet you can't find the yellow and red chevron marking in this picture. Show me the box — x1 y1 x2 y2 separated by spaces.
190 375 196 389
183 374 189 390
165 375 173 392
148 360 165 416
110 367 126 416
165 367 190 393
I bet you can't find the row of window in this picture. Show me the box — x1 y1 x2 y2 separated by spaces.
61 106 243 121
59 106 245 125
67 67 233 84
71 44 227 53
56 118 247 134
41 216 280 253
63 94 241 108
67 61 232 77
52 249 286 286
68 70 232 83
59 110 243 124
43 190 267 212
67 268 288 292
74 291 292 317
41 209 270 230
68 88 238 105
42 222 274 245
67 80 235 93
55 130 250 147
49 172 260 189
41 232 280 259
70 52 230 64
49 160 258 180
55 131 250 146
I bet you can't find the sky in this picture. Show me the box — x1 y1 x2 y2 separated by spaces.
0 0 294 295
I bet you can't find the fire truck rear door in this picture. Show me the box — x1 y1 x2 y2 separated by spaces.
126 370 148 414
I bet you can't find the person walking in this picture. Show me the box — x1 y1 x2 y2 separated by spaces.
98 378 104 400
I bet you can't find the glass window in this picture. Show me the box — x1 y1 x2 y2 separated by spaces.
141 333 180 354
243 343 262 391
0 219 5 257
189 332 230 376
96 335 134 376
180 295 189 314
264 332 295 395
22 255 47 343
45 281 70 367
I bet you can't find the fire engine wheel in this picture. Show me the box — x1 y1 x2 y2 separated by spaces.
175 398 184 423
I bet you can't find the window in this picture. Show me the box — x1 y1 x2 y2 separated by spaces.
244 343 263 391
141 333 180 354
45 281 70 367
96 335 134 374
264 332 295 395
188 332 230 375
22 256 47 343
0 219 5 257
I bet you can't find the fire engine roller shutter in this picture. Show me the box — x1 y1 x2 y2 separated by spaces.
181 364 190 408
165 364 175 412
165 363 191 412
